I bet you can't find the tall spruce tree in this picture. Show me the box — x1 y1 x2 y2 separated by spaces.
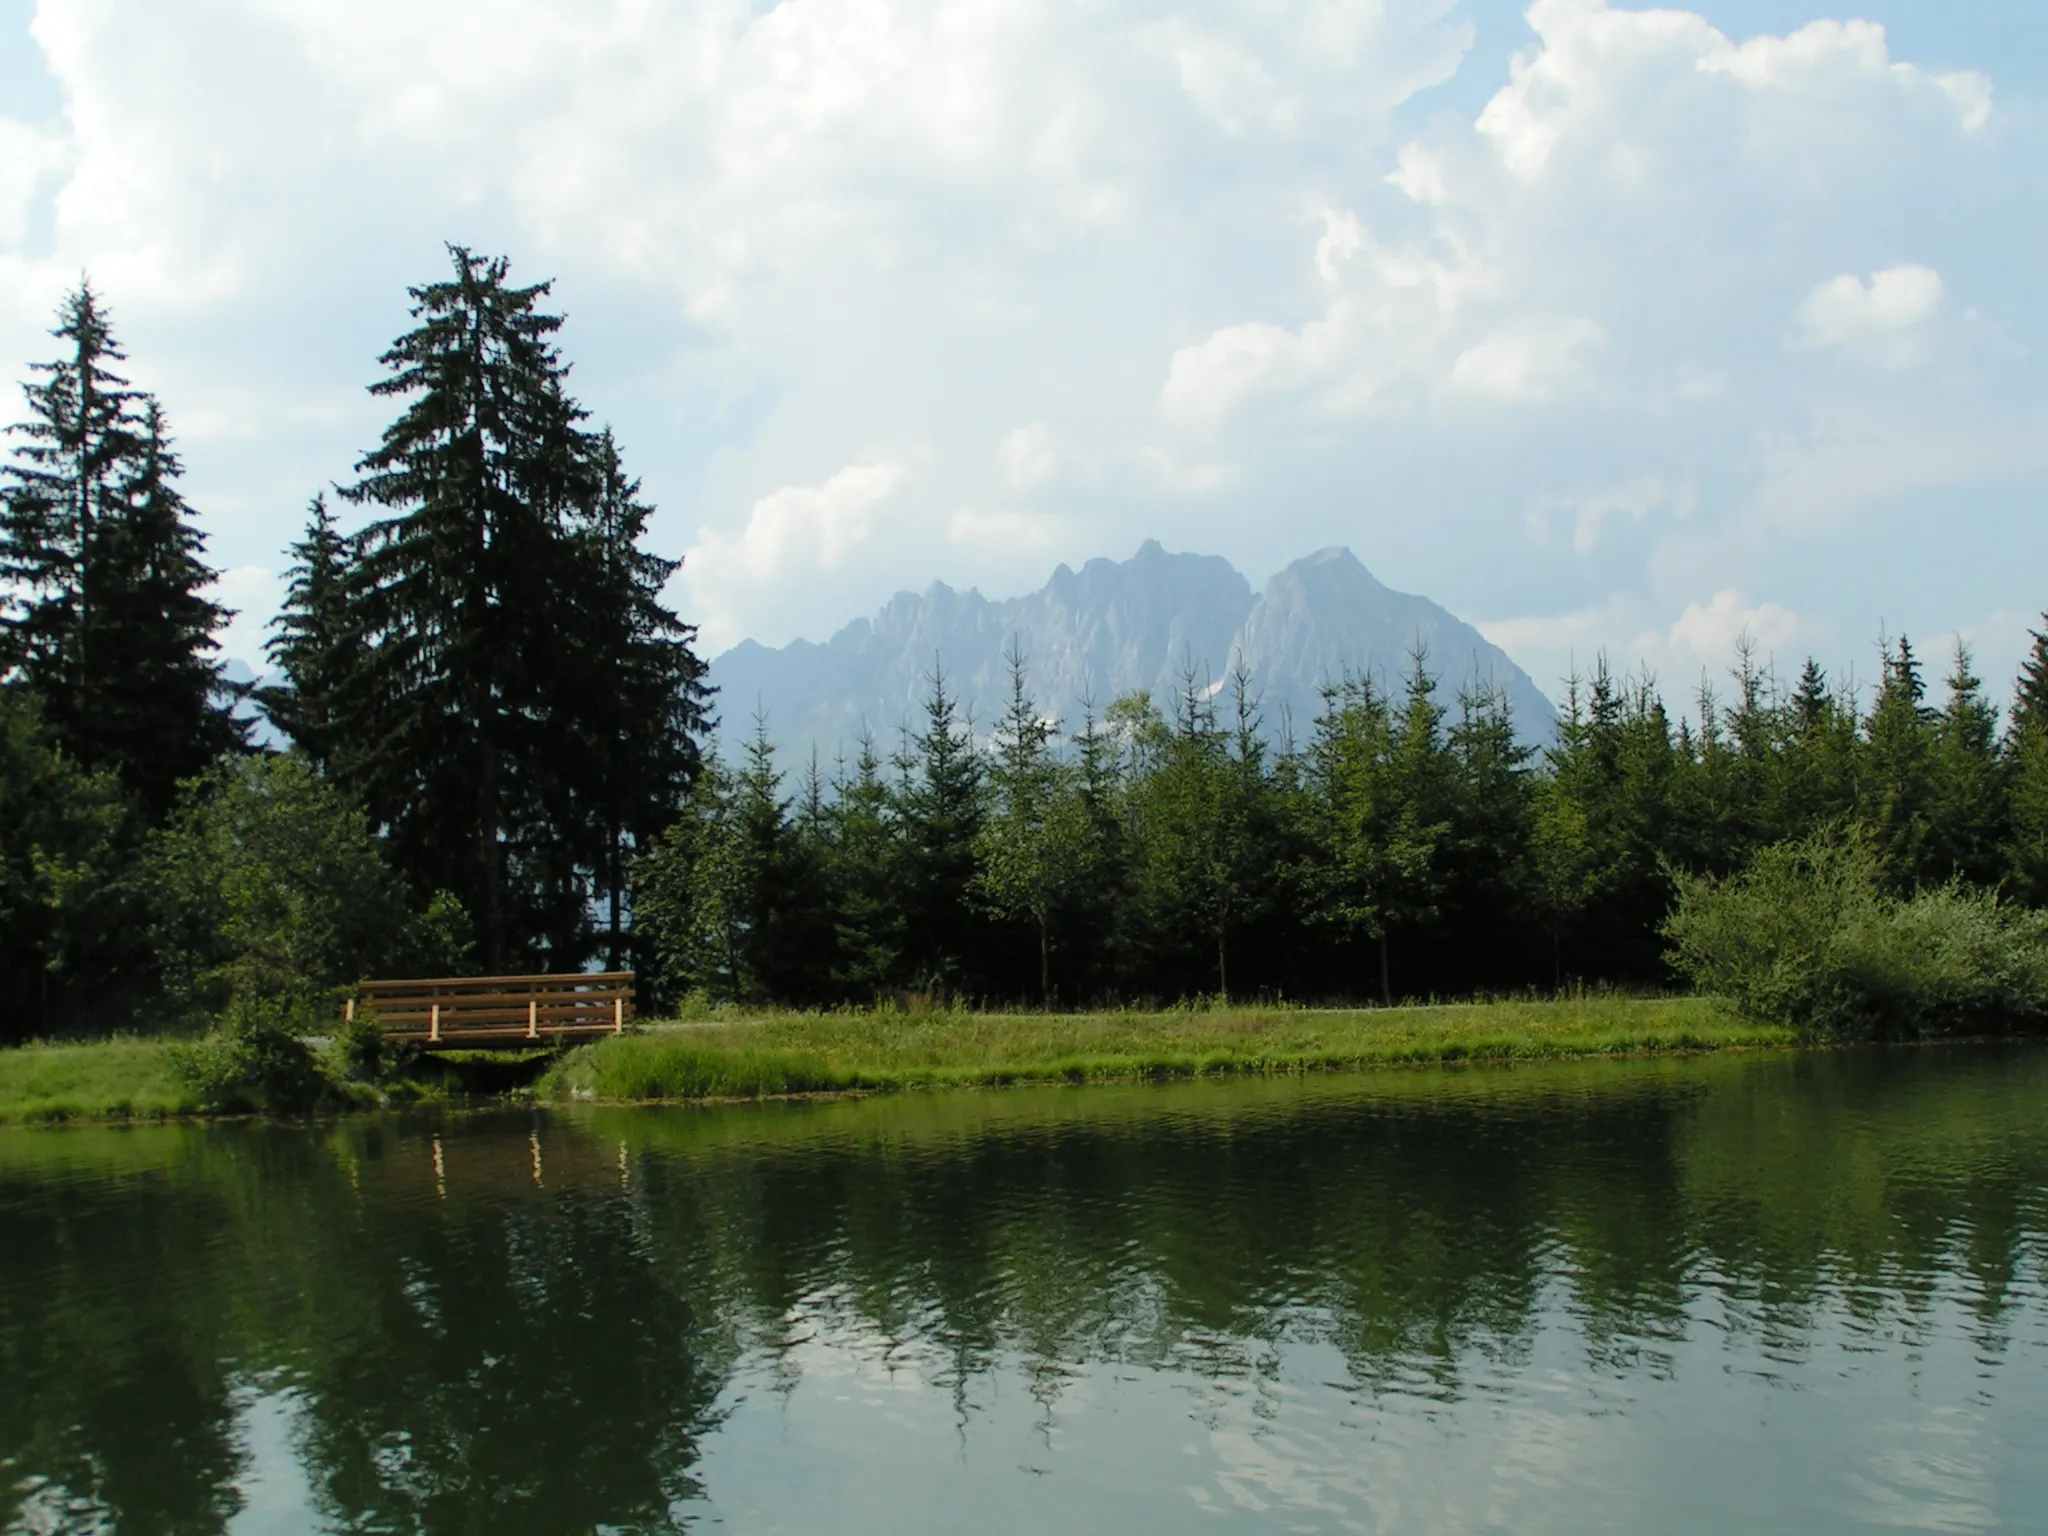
330 247 705 969
0 285 242 818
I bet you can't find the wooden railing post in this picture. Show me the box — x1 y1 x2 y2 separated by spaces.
614 996 624 1034
527 998 538 1041
345 998 355 1024
429 1002 440 1044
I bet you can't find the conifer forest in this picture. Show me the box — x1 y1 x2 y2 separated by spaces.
3 247 2046 1042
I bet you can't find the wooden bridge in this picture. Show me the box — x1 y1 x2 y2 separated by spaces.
346 972 635 1048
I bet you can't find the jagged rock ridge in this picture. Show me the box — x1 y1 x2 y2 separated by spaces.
708 541 1555 759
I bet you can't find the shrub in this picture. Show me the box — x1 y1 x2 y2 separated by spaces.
326 1011 408 1085
1664 828 2048 1038
171 1000 333 1114
145 754 471 1027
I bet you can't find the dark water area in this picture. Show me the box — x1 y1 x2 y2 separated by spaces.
4 1048 2047 1533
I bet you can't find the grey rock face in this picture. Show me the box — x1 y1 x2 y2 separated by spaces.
707 542 1554 760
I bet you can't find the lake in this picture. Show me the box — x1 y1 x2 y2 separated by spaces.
4 1046 2046 1533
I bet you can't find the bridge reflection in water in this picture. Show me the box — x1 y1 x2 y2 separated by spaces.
2 1046 2045 1533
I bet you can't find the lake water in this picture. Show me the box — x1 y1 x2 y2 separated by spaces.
4 1047 2047 1533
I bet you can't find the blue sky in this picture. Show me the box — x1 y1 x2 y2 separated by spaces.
1 0 2042 712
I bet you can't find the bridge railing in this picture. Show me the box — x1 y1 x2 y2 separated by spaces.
347 972 636 1047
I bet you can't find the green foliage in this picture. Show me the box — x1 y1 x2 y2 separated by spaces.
313 247 707 972
144 754 462 1026
0 687 136 1040
170 1001 333 1115
257 494 361 778
973 646 1093 1004
1664 827 2048 1039
894 664 986 993
14 257 2048 1035
632 728 834 1007
1304 651 1455 1003
0 285 243 822
1124 664 1280 998
326 1012 406 1086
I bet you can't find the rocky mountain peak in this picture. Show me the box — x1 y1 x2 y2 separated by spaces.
707 543 1553 757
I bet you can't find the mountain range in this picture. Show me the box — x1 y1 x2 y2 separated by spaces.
707 543 1556 762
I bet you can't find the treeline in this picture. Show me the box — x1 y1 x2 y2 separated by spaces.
640 632 2048 1012
0 251 707 1041
3 248 2044 1040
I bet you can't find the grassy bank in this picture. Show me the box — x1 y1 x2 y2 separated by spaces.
0 997 1793 1125
541 995 1791 1103
0 1038 198 1124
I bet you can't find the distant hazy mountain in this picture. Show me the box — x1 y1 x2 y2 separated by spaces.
708 542 1555 760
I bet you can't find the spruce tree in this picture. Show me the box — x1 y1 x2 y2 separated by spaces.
826 730 905 997
260 495 361 776
973 645 1088 1004
564 430 709 969
334 247 705 970
896 664 985 995
1927 643 2006 886
2014 618 2048 736
0 285 242 818
1129 662 1273 999
1861 636 1936 888
1530 672 1605 986
1437 684 1534 989
1376 646 1454 1003
2005 622 2048 901
1772 658 1859 840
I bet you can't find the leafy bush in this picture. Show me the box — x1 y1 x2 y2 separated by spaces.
1663 829 2048 1038
327 1012 399 1085
145 754 470 1027
171 1001 333 1114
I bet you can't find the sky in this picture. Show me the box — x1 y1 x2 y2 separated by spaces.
1 0 2043 714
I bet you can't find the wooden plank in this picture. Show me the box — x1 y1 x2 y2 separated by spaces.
368 1015 626 1028
374 1006 634 1023
359 972 634 992
356 989 635 1010
385 1028 622 1040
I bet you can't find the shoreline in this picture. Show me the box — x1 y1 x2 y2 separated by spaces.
1 996 1795 1127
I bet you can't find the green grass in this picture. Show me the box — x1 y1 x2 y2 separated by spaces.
542 995 1794 1104
0 1037 197 1124
0 997 1796 1125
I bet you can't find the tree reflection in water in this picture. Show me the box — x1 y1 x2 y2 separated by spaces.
1 1047 2044 1533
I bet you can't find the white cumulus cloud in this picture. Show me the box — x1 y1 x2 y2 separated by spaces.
995 424 1061 494
0 0 2034 697
1666 589 1802 666
1795 264 1943 358
687 460 910 647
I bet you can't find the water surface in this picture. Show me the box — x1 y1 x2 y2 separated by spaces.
4 1047 2047 1532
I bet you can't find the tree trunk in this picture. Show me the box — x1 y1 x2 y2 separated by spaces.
478 736 503 971
1217 929 1228 1001
1379 930 1392 1008
1038 915 1051 1010
606 819 623 972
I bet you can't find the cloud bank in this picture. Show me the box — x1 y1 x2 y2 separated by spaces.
0 0 2039 706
